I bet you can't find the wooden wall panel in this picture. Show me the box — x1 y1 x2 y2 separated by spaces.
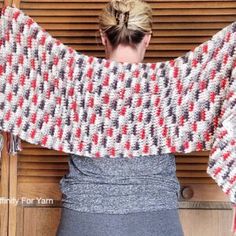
0 132 10 236
14 0 235 204
19 207 61 236
0 0 235 235
179 208 232 236
16 0 236 62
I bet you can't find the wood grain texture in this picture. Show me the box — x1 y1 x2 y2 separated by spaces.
179 209 232 236
9 154 18 236
0 1 235 235
0 133 10 236
17 0 236 63
20 208 61 236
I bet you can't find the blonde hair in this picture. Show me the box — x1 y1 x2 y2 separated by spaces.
99 0 152 48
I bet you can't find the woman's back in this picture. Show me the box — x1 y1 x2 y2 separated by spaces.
59 153 180 214
56 0 184 235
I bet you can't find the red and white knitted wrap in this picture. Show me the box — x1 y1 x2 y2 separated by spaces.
0 6 235 203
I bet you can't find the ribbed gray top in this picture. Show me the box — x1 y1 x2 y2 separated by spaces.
59 153 181 214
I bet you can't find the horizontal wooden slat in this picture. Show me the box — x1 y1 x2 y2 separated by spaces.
179 201 232 209
177 171 210 178
177 164 207 170
18 169 66 177
55 37 211 44
18 176 63 183
18 162 68 170
64 44 199 51
175 151 209 156
18 156 68 163
18 149 66 156
31 15 236 23
20 0 236 2
176 158 208 164
38 22 229 30
79 50 191 56
178 179 214 184
19 2 236 9
22 9 236 16
45 29 219 37
153 15 236 22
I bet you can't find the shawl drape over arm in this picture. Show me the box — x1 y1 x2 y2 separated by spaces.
0 6 235 204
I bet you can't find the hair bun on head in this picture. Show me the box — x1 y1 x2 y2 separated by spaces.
99 0 152 48
111 0 138 28
114 10 129 27
111 0 134 13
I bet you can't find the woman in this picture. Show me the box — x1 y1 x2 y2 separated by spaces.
56 0 184 235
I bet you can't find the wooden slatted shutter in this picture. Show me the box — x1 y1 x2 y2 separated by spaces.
0 1 235 235
16 0 236 201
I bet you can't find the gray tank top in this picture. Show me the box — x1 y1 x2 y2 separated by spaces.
59 153 181 214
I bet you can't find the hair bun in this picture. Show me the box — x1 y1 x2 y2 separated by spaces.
99 0 152 48
114 10 129 27
111 0 134 13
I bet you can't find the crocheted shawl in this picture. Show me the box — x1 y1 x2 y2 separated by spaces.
0 6 235 203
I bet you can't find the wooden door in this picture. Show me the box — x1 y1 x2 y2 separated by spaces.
14 142 67 236
0 132 10 236
0 0 235 235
